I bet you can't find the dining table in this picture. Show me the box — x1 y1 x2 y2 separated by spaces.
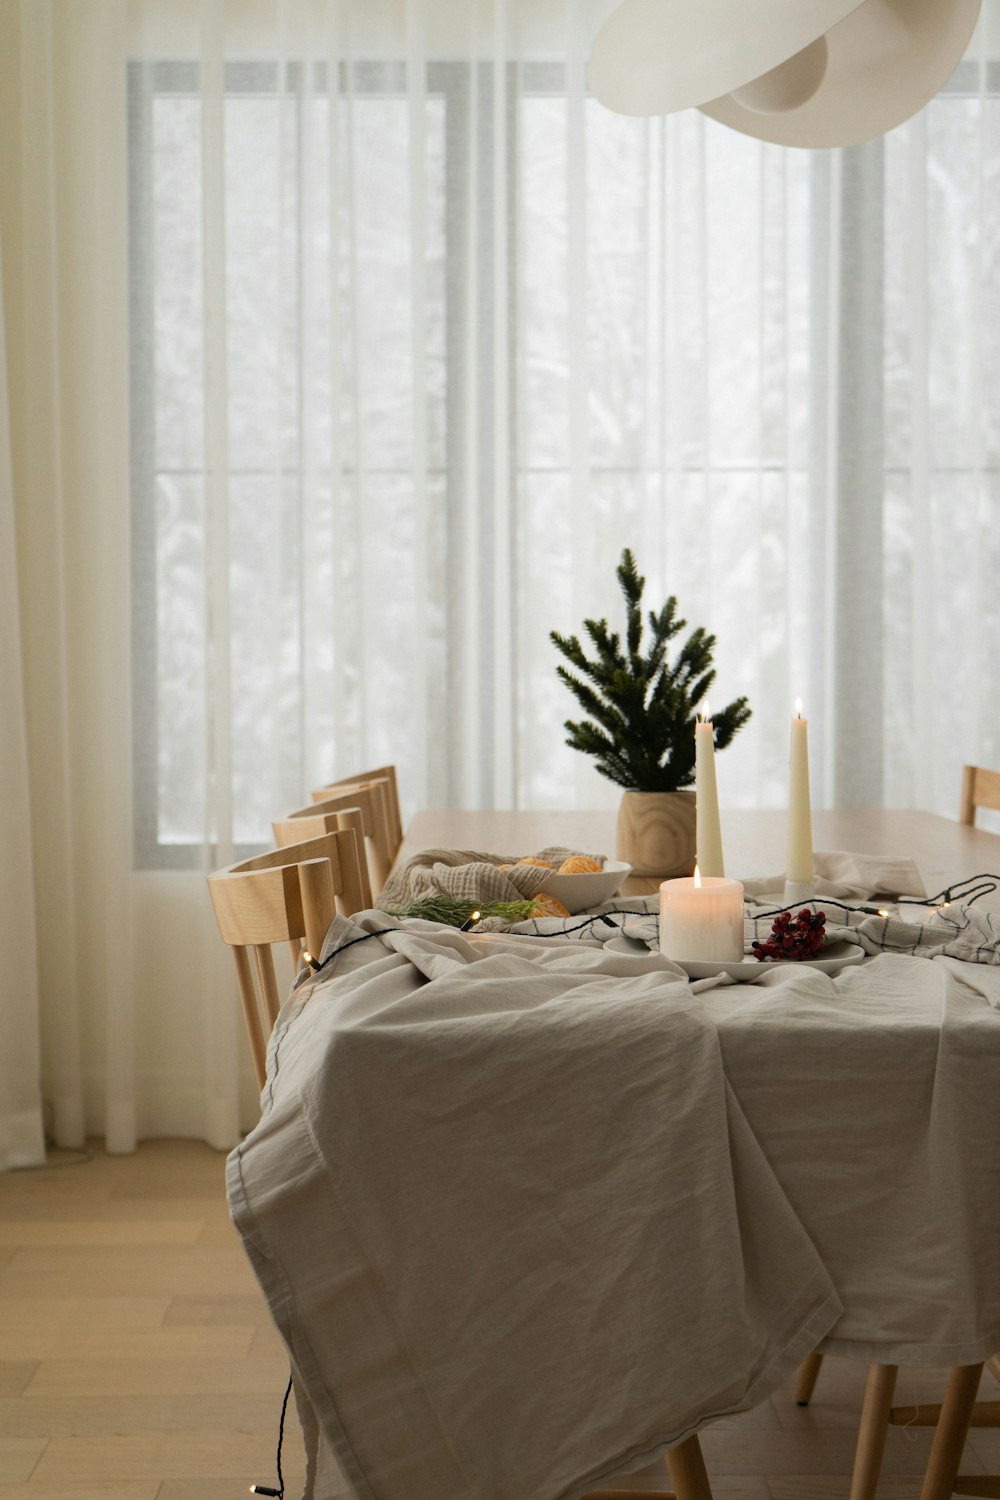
394 806 1000 911
229 804 1000 1500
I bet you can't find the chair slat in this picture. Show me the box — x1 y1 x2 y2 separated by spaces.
278 787 387 895
298 852 338 956
313 763 403 858
961 765 1000 826
251 943 282 1029
233 944 268 1088
207 829 370 1093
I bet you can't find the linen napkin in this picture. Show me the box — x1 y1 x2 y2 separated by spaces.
741 848 928 903
375 846 604 912
798 902 1000 968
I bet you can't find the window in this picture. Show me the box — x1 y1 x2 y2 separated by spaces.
130 55 1000 866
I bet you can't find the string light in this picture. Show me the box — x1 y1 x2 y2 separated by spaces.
752 875 1000 924
303 874 1000 982
898 876 999 907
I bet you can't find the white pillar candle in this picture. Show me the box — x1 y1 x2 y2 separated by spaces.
695 707 725 878
659 868 745 963
786 699 814 886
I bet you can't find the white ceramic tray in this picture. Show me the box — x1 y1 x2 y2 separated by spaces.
605 934 865 980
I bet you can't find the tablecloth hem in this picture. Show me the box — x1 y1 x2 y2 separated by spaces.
819 1329 1000 1366
527 1279 845 1500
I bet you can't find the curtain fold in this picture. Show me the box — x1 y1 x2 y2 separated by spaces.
1 0 998 1158
0 232 46 1171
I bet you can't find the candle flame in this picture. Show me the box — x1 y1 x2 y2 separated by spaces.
693 864 702 888
703 700 711 723
794 697 803 718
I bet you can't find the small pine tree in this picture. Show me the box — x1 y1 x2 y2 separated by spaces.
549 549 751 792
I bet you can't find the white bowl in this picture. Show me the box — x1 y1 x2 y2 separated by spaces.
540 859 632 915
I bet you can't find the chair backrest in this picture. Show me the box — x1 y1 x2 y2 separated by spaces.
274 787 385 897
959 765 1000 826
314 764 403 857
207 828 367 1088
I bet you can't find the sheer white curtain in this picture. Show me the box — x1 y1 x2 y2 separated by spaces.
0 234 45 1171
2 0 999 1159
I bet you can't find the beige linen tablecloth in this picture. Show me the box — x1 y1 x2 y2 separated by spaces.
695 950 1000 1361
227 918 842 1500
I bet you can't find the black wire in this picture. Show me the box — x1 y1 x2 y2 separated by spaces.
250 1370 292 1496
520 910 649 938
751 897 880 921
309 907 657 973
307 877 1000 981
275 1372 292 1498
748 875 1000 922
928 877 1000 907
310 924 401 972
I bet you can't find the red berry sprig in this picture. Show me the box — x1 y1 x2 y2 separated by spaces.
751 907 827 962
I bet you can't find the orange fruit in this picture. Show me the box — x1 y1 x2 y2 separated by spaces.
532 893 570 919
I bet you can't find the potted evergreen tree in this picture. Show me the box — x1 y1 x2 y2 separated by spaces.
550 548 751 876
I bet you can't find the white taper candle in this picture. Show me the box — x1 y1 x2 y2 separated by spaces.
695 708 725 878
786 699 814 887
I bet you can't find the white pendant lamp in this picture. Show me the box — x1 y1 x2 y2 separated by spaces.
587 0 982 147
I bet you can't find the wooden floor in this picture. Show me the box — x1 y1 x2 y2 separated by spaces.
1 1140 997 1500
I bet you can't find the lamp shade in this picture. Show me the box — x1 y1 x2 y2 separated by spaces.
588 0 982 148
587 0 869 116
701 0 982 147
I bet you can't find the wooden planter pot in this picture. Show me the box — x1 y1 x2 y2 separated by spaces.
616 790 696 879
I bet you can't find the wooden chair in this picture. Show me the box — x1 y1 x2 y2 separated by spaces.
275 786 388 897
960 765 1000 827
207 828 367 1089
313 764 404 862
830 1357 1000 1500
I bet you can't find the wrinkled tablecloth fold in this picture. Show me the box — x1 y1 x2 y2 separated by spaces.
228 917 842 1500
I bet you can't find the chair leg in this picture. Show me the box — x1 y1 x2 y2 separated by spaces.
848 1362 898 1500
584 1434 711 1500
795 1350 825 1407
664 1434 713 1500
918 1363 984 1500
